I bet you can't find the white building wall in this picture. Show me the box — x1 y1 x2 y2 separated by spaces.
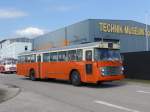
0 41 32 59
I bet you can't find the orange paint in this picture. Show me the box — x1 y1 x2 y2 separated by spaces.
17 60 124 83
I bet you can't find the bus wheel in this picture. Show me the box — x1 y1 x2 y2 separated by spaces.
29 70 36 81
71 71 81 86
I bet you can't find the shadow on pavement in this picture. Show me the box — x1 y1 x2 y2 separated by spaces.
0 84 21 104
83 81 127 89
0 89 7 103
20 77 126 88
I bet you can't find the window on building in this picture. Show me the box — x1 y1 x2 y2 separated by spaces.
68 50 76 61
25 46 28 51
50 52 58 62
43 53 50 62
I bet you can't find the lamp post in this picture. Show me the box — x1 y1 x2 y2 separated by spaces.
145 12 149 51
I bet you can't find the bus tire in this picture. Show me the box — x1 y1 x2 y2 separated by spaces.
29 69 36 81
70 71 81 86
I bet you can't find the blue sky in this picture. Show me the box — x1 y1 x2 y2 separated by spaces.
0 0 150 40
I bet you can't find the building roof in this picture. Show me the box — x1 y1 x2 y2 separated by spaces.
0 37 32 44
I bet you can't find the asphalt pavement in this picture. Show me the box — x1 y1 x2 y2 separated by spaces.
0 73 150 112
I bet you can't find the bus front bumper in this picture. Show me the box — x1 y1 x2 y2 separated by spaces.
97 75 125 82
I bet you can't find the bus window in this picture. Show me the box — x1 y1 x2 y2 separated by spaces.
43 53 50 62
25 55 31 63
68 50 76 61
27 55 31 62
58 51 67 61
20 56 25 63
50 52 58 62
19 56 24 63
31 54 36 62
94 48 121 61
86 50 92 61
37 55 41 62
18 56 21 63
76 49 83 61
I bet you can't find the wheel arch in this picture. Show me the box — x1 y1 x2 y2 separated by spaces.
69 69 81 80
29 68 35 76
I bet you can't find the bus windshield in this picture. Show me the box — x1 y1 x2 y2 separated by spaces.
94 48 121 61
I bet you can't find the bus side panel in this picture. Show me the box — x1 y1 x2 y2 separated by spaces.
69 62 87 82
17 63 28 76
81 62 99 83
41 62 71 79
17 63 39 78
41 62 86 81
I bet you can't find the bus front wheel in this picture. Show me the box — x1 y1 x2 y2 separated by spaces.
70 71 81 86
29 69 36 81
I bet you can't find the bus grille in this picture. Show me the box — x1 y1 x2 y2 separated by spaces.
101 66 122 76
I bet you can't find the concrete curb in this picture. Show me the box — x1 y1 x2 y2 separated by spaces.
0 84 21 103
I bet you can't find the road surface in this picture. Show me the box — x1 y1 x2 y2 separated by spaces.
0 73 150 112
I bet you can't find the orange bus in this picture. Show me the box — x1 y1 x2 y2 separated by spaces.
17 41 124 86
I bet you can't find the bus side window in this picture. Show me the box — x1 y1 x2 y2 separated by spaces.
25 55 30 63
77 49 83 61
43 53 50 62
20 56 25 63
18 56 21 63
25 55 27 63
58 51 67 61
27 55 31 62
68 50 76 61
31 54 36 62
86 50 92 61
50 52 58 62
37 55 41 62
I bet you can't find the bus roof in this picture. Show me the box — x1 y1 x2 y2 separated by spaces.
19 41 120 56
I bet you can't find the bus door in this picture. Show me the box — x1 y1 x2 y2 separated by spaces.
84 49 93 75
83 49 96 82
37 54 42 78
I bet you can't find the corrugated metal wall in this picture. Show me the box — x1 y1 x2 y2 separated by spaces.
33 20 90 50
89 19 150 53
33 19 150 53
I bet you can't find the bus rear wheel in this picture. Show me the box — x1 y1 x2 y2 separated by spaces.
70 71 81 86
29 69 36 81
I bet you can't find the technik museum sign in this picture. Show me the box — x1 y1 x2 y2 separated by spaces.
99 22 150 37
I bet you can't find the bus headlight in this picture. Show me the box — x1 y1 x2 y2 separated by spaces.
100 68 105 75
101 68 105 72
121 66 124 71
121 66 124 74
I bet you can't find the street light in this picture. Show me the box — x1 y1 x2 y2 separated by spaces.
145 12 149 51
